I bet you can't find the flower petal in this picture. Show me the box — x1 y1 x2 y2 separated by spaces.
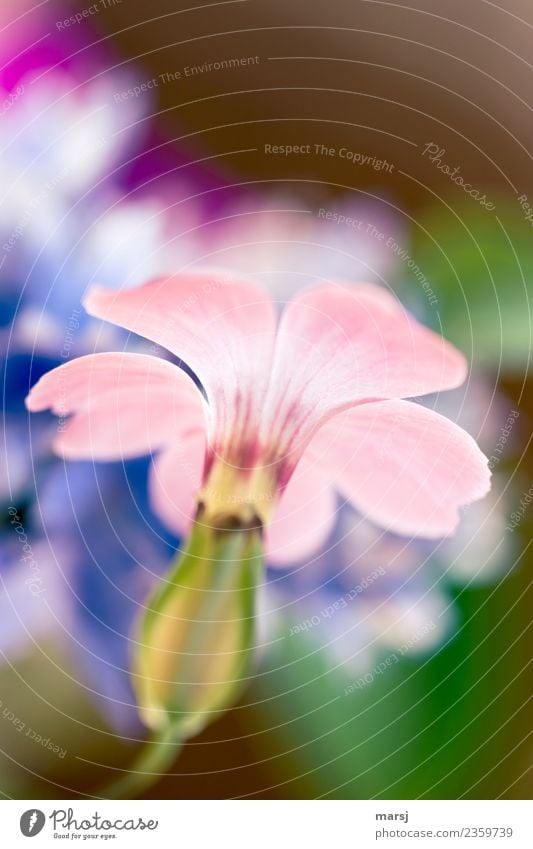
84 271 277 456
308 399 491 538
148 434 206 538
266 455 337 565
263 283 467 465
26 352 204 460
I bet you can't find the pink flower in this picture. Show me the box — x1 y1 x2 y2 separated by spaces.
26 272 490 564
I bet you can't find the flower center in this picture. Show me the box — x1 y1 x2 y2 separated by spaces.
197 458 278 530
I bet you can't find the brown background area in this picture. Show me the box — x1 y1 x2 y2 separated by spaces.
84 0 533 208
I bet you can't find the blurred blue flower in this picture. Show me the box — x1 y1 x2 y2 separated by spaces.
0 68 182 732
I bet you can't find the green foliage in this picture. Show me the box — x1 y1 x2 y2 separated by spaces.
252 562 533 799
403 202 532 373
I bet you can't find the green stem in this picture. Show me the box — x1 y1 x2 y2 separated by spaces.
100 724 181 799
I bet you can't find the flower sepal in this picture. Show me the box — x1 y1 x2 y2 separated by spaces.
132 513 263 741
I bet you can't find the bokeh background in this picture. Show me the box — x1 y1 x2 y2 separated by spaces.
0 0 532 799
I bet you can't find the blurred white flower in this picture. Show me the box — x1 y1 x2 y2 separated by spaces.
0 69 145 204
79 193 205 290
188 194 404 299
